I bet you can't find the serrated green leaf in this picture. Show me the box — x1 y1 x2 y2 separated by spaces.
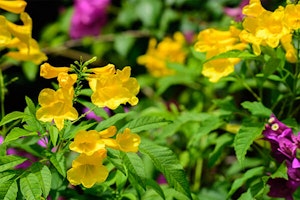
30 163 52 198
0 180 18 200
50 152 66 177
0 155 27 172
0 171 17 184
120 116 170 132
4 127 37 144
20 173 42 200
227 166 264 198
139 140 192 199
96 111 135 131
123 152 147 190
241 101 272 117
271 162 288 179
0 111 27 127
234 122 265 166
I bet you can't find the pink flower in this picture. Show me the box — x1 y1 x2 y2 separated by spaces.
70 0 111 39
224 0 249 22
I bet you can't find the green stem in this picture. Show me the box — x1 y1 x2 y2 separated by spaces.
192 158 203 191
0 69 5 121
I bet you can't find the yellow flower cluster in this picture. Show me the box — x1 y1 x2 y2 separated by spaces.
194 26 247 82
36 62 140 130
194 0 300 82
137 32 187 77
67 126 141 188
0 0 47 64
240 0 299 63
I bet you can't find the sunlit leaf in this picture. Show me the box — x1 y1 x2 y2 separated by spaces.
0 155 27 172
20 173 42 200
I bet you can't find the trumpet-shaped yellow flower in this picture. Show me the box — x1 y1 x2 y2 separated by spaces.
284 4 300 31
40 63 70 79
67 150 108 188
137 32 187 77
69 130 106 156
36 87 78 130
0 16 11 47
98 126 119 149
194 26 247 82
0 0 27 13
116 128 141 153
242 0 265 17
57 72 77 88
88 65 140 110
5 38 47 64
280 34 297 63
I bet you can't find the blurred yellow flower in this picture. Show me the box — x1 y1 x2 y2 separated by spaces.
284 4 300 31
67 150 108 188
5 38 47 64
281 34 297 63
36 87 78 130
69 130 106 156
137 32 186 77
116 128 141 153
0 0 27 14
88 64 140 110
195 26 247 82
40 63 70 79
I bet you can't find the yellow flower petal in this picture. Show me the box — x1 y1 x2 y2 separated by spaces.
0 0 27 13
116 128 141 152
58 72 77 88
40 63 69 79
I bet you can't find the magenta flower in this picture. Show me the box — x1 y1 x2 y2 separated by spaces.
70 0 111 39
224 0 249 22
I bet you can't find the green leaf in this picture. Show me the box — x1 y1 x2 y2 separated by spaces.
120 116 170 132
241 101 272 117
0 155 27 172
49 125 59 147
0 180 18 200
271 162 288 179
208 134 233 167
50 152 66 177
139 140 192 199
227 166 264 198
4 127 37 144
204 50 257 64
234 122 265 166
123 152 147 190
96 111 136 131
30 163 52 198
114 34 135 57
135 0 162 27
157 74 195 95
145 178 165 200
22 62 38 81
25 96 36 116
263 58 282 76
20 173 42 200
0 111 27 126
0 171 17 184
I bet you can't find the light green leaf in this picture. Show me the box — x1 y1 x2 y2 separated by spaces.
20 173 42 200
0 171 17 184
145 178 165 200
140 140 192 199
136 0 162 27
22 62 38 81
114 34 135 57
234 122 265 166
96 111 136 131
241 101 272 117
0 111 27 127
123 152 147 190
204 50 257 63
50 152 66 177
25 96 36 116
0 180 18 200
120 116 170 132
271 162 288 180
4 127 37 144
49 125 59 147
227 166 264 198
0 155 27 172
30 163 52 198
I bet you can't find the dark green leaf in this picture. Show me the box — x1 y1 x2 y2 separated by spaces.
234 122 265 166
140 140 192 199
241 101 272 117
0 180 18 200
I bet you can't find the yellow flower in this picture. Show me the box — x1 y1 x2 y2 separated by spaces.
40 63 70 79
281 34 297 63
98 126 119 149
284 4 300 31
88 64 140 110
67 150 108 188
240 1 290 55
137 32 186 77
36 87 78 130
6 12 32 46
194 26 247 82
242 0 266 17
0 0 27 14
0 16 11 47
116 128 141 153
57 72 77 88
5 38 47 64
69 130 106 155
